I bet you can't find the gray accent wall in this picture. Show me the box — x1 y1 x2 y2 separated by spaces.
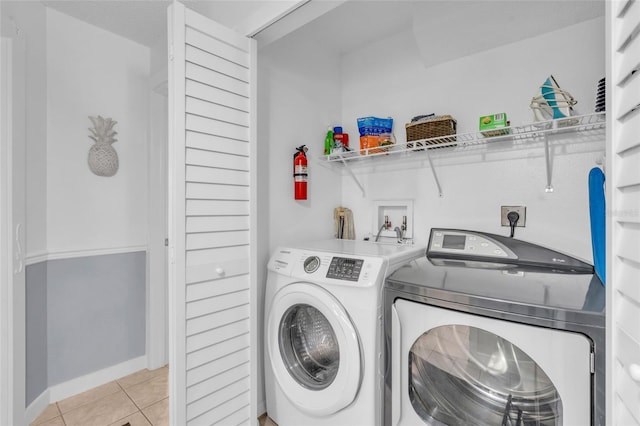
25 251 146 404
26 262 48 405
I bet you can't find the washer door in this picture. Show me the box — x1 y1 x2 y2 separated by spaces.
267 282 362 416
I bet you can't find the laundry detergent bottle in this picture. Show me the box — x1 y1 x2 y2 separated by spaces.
324 127 333 155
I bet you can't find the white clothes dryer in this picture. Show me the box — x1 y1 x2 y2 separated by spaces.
264 240 424 426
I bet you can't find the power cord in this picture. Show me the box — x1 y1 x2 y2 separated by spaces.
507 211 520 238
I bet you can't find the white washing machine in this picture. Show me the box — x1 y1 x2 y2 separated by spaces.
383 229 606 426
264 239 425 426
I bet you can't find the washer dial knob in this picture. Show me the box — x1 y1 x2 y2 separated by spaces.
303 256 321 273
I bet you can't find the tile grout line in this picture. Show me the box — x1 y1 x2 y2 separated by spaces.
56 402 67 426
139 404 156 426
118 374 165 425
115 380 147 425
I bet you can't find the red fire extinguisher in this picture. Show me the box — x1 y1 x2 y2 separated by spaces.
293 145 308 200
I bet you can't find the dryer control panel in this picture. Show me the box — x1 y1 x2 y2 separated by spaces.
427 228 594 273
429 229 515 259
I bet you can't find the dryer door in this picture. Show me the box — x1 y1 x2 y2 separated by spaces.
392 300 592 426
267 282 362 416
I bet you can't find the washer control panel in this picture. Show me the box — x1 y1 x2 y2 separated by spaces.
326 257 364 281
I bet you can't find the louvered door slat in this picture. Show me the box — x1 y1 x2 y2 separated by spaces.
186 216 250 234
186 347 250 386
187 305 250 337
618 0 640 47
616 259 640 303
186 230 250 250
617 71 640 118
617 111 640 152
186 80 249 112
186 165 249 186
186 292 250 320
609 1 640 424
186 182 250 201
186 97 249 128
185 26 249 68
186 62 249 98
186 333 250 370
186 245 249 268
187 377 251 421
188 392 250 426
187 364 249 403
187 131 249 156
169 3 256 425
186 114 249 142
187 275 250 301
186 44 249 82
186 148 249 170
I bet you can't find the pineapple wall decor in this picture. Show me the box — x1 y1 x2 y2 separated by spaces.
87 115 119 177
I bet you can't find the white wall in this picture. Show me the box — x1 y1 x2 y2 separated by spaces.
260 39 343 254
46 8 150 253
340 17 605 261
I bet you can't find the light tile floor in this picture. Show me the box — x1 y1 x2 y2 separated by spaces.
31 366 169 426
258 413 278 426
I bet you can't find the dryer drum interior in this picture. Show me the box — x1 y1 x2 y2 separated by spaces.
408 325 563 425
279 303 340 390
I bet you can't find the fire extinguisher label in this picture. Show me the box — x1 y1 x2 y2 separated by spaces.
294 165 307 174
294 175 307 182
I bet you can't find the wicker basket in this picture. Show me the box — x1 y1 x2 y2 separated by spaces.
405 115 457 149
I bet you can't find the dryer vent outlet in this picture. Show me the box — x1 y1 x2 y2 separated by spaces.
501 206 526 227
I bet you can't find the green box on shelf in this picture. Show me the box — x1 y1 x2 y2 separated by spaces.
479 113 510 137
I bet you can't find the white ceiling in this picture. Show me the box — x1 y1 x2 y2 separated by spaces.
41 0 605 63
41 0 304 48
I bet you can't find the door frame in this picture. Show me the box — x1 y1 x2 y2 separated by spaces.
0 35 15 426
1 32 27 426
147 67 169 370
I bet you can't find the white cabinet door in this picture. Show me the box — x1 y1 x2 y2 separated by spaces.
608 1 640 425
168 4 257 425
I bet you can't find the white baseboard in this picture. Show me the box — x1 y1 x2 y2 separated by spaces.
48 356 147 403
25 388 50 425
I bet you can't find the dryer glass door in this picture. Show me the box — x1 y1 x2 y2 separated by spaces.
409 325 561 425
279 303 340 390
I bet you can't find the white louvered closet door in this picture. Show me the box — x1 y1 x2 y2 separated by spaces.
168 3 258 425
608 0 640 425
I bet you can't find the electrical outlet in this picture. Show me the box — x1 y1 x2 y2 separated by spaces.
501 206 526 227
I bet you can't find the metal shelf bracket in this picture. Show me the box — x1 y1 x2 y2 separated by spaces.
426 152 443 197
340 157 365 197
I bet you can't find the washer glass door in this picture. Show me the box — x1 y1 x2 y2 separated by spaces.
279 303 340 390
267 282 362 416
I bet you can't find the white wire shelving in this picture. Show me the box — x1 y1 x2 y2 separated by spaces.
318 112 606 197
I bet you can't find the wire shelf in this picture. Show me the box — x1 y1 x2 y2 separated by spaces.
317 112 606 197
320 112 606 164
